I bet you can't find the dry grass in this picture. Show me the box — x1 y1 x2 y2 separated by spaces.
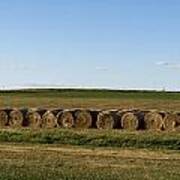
1 97 180 111
1 89 180 111
0 143 179 180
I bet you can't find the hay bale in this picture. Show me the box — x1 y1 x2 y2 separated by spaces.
96 111 115 130
42 111 58 128
26 110 42 129
9 109 24 128
57 110 74 128
121 112 139 131
144 111 163 131
74 110 92 128
0 110 8 127
175 113 180 125
163 113 177 131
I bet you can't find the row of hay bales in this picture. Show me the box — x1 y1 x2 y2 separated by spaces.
0 108 180 131
97 109 180 131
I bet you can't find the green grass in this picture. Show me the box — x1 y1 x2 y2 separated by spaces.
1 89 180 110
0 142 179 180
1 88 180 99
0 129 179 150
0 160 179 180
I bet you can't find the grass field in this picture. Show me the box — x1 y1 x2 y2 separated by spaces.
0 89 180 179
0 129 179 150
0 143 179 180
0 129 178 179
1 89 180 110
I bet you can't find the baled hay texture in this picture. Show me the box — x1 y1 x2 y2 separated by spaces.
121 112 139 131
0 110 8 127
163 113 177 131
36 109 47 117
26 111 42 128
144 112 163 131
51 109 63 116
42 111 58 128
9 109 24 128
96 111 115 130
175 115 180 131
74 110 92 128
175 113 180 125
57 110 74 128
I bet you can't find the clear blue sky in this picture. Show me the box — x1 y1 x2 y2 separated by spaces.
0 0 180 90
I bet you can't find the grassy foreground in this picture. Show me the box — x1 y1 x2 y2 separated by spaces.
0 143 179 180
0 129 179 150
0 129 179 179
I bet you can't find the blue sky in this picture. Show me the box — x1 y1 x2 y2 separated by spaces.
0 0 180 90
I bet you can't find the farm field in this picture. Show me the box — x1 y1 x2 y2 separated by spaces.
0 141 179 180
1 89 180 110
0 129 179 179
0 89 180 179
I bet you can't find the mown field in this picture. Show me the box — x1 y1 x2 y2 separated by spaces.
0 89 180 179
0 142 180 180
1 89 180 110
0 129 179 180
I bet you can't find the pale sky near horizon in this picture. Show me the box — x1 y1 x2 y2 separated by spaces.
0 0 180 90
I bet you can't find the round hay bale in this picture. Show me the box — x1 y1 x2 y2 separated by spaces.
144 111 163 131
26 111 42 129
0 110 8 127
96 111 115 130
57 110 74 128
175 113 180 125
163 113 177 131
42 111 58 128
121 112 139 131
9 109 24 128
74 110 92 129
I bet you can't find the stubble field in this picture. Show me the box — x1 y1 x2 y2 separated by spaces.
0 89 180 179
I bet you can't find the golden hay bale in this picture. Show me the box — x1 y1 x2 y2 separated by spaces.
121 112 139 131
26 111 42 128
96 111 115 130
42 111 58 128
163 113 177 131
57 110 74 128
144 111 163 131
74 110 92 129
0 110 8 127
9 109 24 128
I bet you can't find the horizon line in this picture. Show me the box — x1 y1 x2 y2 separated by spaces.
0 85 179 92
